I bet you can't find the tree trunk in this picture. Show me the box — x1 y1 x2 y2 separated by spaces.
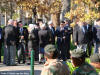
10 1 13 19
5 12 7 26
0 11 1 25
51 13 60 29
61 0 71 21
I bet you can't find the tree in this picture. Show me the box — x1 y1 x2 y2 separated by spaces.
61 0 71 21
65 0 100 27
0 0 17 25
16 0 62 28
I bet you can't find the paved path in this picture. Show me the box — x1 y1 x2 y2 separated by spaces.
0 62 43 75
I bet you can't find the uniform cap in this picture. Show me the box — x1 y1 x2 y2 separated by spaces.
70 48 86 58
44 44 57 53
90 53 100 63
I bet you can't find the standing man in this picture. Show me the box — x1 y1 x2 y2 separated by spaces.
17 21 28 64
83 21 93 56
56 21 67 61
13 20 20 50
93 18 100 53
73 20 89 52
38 24 50 63
48 21 55 44
3 19 17 66
64 19 73 59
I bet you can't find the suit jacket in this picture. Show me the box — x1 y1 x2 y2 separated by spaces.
18 27 29 43
28 28 39 49
64 25 73 43
47 26 55 44
38 29 50 48
3 25 17 46
55 26 66 45
73 24 93 44
93 25 100 43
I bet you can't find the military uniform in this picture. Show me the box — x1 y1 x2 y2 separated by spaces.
41 44 71 75
72 62 98 75
41 59 70 75
70 49 98 75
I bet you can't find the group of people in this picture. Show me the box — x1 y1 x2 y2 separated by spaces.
0 19 72 65
73 19 100 56
41 44 99 75
0 18 100 73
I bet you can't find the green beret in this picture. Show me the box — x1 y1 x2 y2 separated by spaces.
44 44 57 53
70 48 85 58
90 53 100 63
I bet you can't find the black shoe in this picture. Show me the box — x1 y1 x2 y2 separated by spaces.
23 61 25 64
39 62 43 64
18 61 20 64
11 64 17 66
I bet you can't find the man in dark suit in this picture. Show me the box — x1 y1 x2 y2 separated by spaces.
38 24 50 63
93 19 100 54
55 21 67 61
73 20 91 52
48 21 55 44
13 20 20 50
64 19 73 59
83 22 93 56
3 19 17 66
17 21 28 64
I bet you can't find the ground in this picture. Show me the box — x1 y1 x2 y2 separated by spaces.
0 61 43 75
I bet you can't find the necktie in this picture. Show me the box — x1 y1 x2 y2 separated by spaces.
20 28 23 35
51 27 54 34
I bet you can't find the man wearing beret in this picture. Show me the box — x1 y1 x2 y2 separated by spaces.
41 44 70 75
70 48 98 75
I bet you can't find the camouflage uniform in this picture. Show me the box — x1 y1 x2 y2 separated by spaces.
70 49 98 75
72 62 98 75
41 59 70 75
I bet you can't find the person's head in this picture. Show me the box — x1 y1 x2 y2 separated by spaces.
28 24 36 32
8 19 13 25
48 21 53 27
40 23 46 30
60 21 65 28
18 21 23 28
70 48 86 67
37 19 43 26
78 21 84 27
64 19 69 25
13 20 18 27
44 44 59 60
96 18 100 25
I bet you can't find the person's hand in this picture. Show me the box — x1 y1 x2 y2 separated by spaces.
21 36 24 39
74 42 77 46
63 36 66 39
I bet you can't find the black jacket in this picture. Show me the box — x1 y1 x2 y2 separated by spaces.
28 29 39 49
3 25 17 46
93 25 100 43
47 26 55 44
18 27 29 44
38 29 50 48
73 25 93 44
